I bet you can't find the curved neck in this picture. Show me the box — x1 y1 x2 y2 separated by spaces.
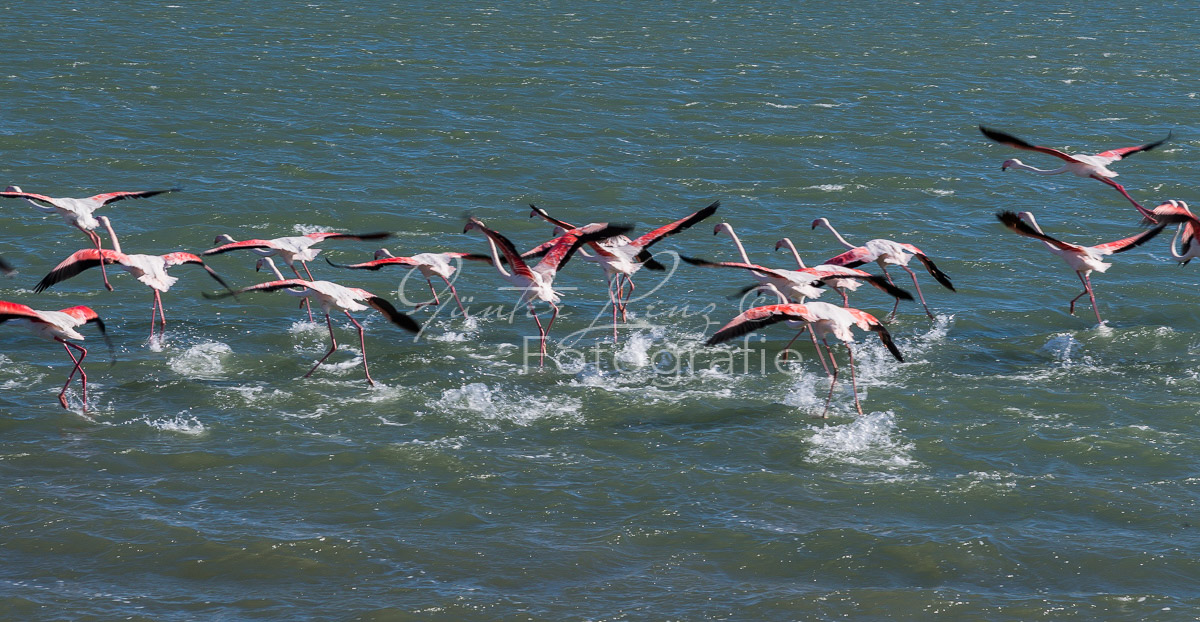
483 235 511 278
99 217 121 254
1170 224 1188 260
1019 212 1045 234
815 219 856 250
261 256 286 280
757 282 789 304
1007 160 1065 175
777 238 805 268
715 223 753 264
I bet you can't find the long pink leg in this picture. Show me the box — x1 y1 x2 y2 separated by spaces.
1095 175 1156 221
607 275 620 342
1072 272 1103 324
148 290 167 342
529 303 547 367
304 314 340 378
58 340 88 410
85 229 113 291
780 325 810 364
345 311 375 386
881 267 901 321
444 277 468 317
292 263 316 321
621 276 635 322
845 343 863 416
821 341 839 419
900 265 934 319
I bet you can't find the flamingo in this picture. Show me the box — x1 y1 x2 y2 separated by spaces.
0 301 110 410
203 230 393 320
1144 200 1200 265
775 236 898 306
204 257 419 385
811 218 955 320
678 255 912 306
705 295 902 417
527 201 719 336
978 126 1170 221
0 185 179 291
464 217 632 367
995 210 1166 324
33 217 231 342
326 248 495 315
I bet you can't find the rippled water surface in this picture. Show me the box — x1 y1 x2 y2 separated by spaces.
3 2 1199 619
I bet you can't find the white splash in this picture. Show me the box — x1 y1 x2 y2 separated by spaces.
134 413 206 435
806 410 916 469
168 342 232 379
434 382 583 426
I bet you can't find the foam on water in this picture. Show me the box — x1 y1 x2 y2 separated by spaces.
433 382 584 427
125 412 207 435
168 342 232 380
806 410 917 469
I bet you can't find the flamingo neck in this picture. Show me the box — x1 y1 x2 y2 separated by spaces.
100 217 121 254
778 238 805 268
261 257 287 280
1170 225 1189 260
817 220 856 250
716 224 754 264
1005 160 1065 175
483 235 511 278
757 282 789 304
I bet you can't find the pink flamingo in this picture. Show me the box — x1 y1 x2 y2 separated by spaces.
705 296 902 417
204 257 420 385
979 126 1170 220
527 201 719 336
679 255 911 305
34 217 231 342
204 230 392 320
776 236 905 306
811 218 955 320
326 249 494 315
0 301 110 410
1147 201 1200 265
996 210 1166 324
465 217 632 367
0 185 179 291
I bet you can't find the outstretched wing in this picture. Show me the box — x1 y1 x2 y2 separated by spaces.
304 232 393 242
996 211 1081 253
528 204 577 230
979 126 1077 163
897 244 956 291
202 239 278 256
0 301 39 323
679 255 793 280
1095 131 1171 161
326 256 421 271
162 252 234 291
706 304 814 346
539 223 634 273
465 218 537 280
90 188 181 205
34 249 126 293
1093 224 1167 256
845 308 903 362
202 278 311 300
629 200 720 270
365 295 421 333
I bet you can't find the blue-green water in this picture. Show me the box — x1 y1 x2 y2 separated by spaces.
3 2 1199 619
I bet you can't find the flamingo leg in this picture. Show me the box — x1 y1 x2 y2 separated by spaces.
292 264 315 321
58 340 88 411
411 278 443 311
621 276 636 322
85 229 113 292
1094 175 1156 221
805 327 833 376
444 277 468 317
845 343 863 416
1080 272 1102 324
1068 272 1093 319
838 287 849 307
529 303 547 367
304 313 340 378
345 311 374 386
545 303 560 362
148 290 165 342
607 274 620 342
900 264 934 319
881 267 901 321
780 325 808 363
821 340 839 419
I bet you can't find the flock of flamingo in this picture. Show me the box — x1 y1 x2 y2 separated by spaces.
2 126 1196 416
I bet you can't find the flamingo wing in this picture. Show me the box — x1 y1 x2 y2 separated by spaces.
821 246 874 268
678 255 794 280
538 223 634 273
528 204 577 230
34 249 127 293
0 301 41 323
979 126 1078 163
202 239 280 255
304 231 393 242
163 252 234 290
465 218 537 279
897 244 956 291
326 255 422 271
443 252 496 265
0 190 60 204
808 270 914 300
845 308 903 362
203 278 312 300
1092 224 1167 255
706 304 815 346
90 188 180 205
1095 131 1171 161
365 295 421 333
996 211 1082 253
630 200 721 252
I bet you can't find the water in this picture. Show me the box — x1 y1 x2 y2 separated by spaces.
2 2 1199 619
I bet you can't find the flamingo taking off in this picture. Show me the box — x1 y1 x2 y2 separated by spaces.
811 218 955 320
705 296 902 417
34 217 231 342
204 257 419 385
679 255 912 305
465 217 632 367
979 125 1170 221
527 201 719 336
1143 200 1200 265
204 230 393 320
0 185 179 291
0 301 110 410
327 248 494 315
776 236 906 306
995 210 1166 324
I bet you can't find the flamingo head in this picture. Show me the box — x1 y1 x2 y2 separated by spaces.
4 185 21 193
810 217 831 231
254 258 269 273
713 222 735 237
373 248 396 260
773 238 791 252
463 217 484 234
1000 158 1021 171
213 233 236 245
